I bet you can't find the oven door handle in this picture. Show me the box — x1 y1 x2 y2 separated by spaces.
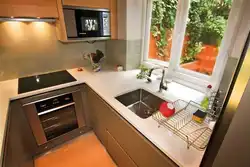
38 102 75 116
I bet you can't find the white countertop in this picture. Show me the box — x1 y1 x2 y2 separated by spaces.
0 67 206 167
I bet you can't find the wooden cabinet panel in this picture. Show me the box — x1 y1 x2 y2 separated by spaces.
2 101 37 167
107 130 137 167
110 0 117 39
63 0 110 9
106 107 178 167
87 88 109 146
86 86 178 167
0 0 58 18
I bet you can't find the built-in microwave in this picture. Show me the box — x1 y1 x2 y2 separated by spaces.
63 6 111 41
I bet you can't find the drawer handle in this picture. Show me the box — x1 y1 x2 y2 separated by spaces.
38 102 75 116
44 123 62 131
41 116 59 123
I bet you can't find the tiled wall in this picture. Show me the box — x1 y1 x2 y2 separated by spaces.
106 40 127 68
126 39 142 70
0 22 106 81
106 0 144 70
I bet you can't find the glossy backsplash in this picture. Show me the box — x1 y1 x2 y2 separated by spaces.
0 22 106 81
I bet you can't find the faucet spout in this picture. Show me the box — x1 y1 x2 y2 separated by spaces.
147 67 168 92
159 68 167 92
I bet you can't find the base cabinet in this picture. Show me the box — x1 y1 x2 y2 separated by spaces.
2 101 37 167
87 87 109 146
107 130 137 167
87 86 178 167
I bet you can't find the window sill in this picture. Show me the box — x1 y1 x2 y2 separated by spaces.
143 60 169 69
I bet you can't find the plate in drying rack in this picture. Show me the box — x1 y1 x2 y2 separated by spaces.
153 100 213 150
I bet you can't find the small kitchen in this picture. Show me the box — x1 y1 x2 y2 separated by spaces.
0 0 250 167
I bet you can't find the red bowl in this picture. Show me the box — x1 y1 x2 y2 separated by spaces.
159 102 175 118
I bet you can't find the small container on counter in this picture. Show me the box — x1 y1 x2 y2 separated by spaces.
115 65 124 71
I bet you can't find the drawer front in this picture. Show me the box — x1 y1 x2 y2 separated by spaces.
106 130 137 167
44 120 78 141
107 108 177 167
40 105 77 128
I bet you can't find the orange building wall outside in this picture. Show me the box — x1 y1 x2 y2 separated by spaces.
148 30 218 75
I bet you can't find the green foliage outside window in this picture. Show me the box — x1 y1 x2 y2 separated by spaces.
151 0 178 57
150 0 232 64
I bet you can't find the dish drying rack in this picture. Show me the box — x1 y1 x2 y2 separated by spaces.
152 100 214 151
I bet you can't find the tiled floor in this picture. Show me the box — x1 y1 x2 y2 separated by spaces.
35 132 116 167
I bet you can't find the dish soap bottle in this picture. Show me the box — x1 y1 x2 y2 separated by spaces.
201 85 212 110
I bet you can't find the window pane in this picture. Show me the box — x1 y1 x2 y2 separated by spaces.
180 0 232 75
148 0 178 62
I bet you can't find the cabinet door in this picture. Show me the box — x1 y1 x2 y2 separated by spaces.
0 0 58 18
63 0 110 9
87 87 109 146
107 130 137 167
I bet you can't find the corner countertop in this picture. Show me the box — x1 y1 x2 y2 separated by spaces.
0 67 206 167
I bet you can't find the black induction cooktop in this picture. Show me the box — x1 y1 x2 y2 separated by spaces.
18 70 76 94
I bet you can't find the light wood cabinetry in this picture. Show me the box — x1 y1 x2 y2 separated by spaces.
63 0 110 9
87 87 178 167
110 0 118 39
56 0 68 42
56 0 117 42
0 0 58 18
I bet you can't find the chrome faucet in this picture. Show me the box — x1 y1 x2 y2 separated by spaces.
147 67 168 92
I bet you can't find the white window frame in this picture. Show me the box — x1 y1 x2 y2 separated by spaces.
142 0 247 93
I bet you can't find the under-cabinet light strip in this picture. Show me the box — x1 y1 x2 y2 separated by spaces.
0 17 56 22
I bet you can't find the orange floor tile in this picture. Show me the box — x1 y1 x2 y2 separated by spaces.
35 132 116 167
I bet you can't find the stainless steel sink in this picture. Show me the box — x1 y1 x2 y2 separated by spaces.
115 89 165 119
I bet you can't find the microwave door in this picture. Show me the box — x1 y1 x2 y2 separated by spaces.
75 10 101 38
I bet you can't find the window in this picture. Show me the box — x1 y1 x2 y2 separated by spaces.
179 0 232 76
143 0 240 92
147 0 178 64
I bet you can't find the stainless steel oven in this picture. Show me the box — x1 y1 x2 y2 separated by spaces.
36 93 78 141
23 85 89 146
63 6 111 41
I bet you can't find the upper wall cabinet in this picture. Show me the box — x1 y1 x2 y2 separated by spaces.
63 0 110 9
56 0 117 42
0 0 58 18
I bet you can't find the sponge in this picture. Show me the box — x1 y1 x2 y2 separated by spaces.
192 109 207 123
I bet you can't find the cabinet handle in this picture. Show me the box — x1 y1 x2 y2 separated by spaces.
38 102 75 116
41 116 59 123
44 123 62 131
